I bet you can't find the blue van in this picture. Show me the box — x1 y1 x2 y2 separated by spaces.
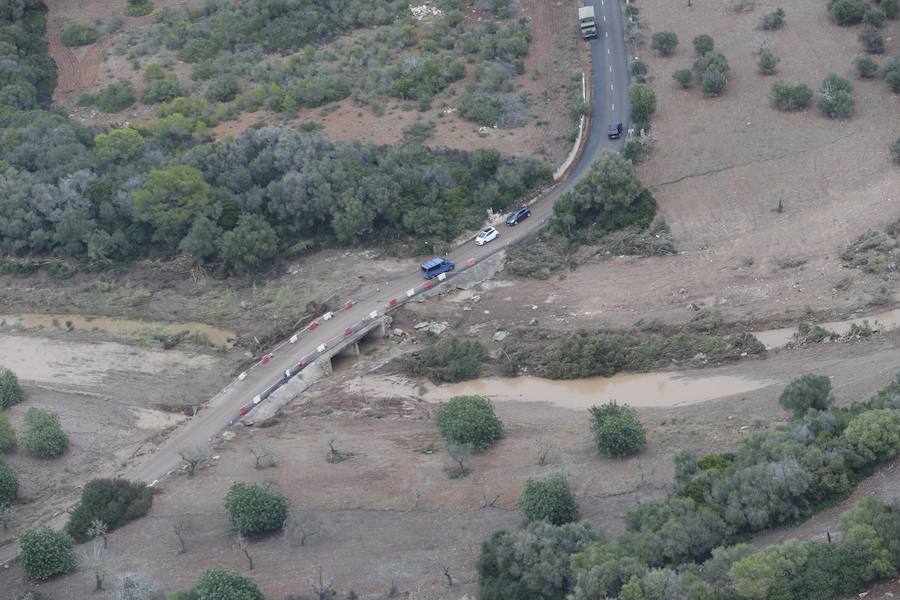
421 257 455 279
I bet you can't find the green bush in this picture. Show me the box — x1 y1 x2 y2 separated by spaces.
0 460 17 504
770 79 813 111
458 92 504 126
778 374 833 417
891 137 900 163
142 78 183 104
760 7 786 29
859 26 885 54
406 337 488 383
144 63 165 81
758 50 780 75
20 527 76 580
0 413 15 452
829 0 867 24
124 0 153 17
22 408 69 458
219 213 279 273
692 34 714 56
65 478 153 542
817 73 854 118
60 23 100 47
630 60 648 79
843 409 900 465
435 395 503 451
94 80 136 113
224 482 288 534
673 68 694 88
196 568 263 600
854 55 879 78
205 75 241 103
863 7 886 27
589 402 646 457
0 369 25 409
516 473 579 525
651 31 678 57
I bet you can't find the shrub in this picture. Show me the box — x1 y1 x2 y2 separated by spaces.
692 34 714 56
142 78 183 104
516 473 579 525
673 68 694 88
651 31 679 56
887 70 900 93
760 7 785 29
864 7 886 27
125 0 153 17
196 568 263 600
854 55 879 78
477 522 599 599
22 408 68 458
778 374 833 417
60 23 100 47
94 80 136 113
891 137 900 163
65 479 153 542
20 527 76 580
590 402 646 457
0 369 25 409
843 409 900 465
758 50 780 75
829 0 867 24
817 73 854 118
458 92 503 126
205 75 241 103
883 0 900 18
770 80 813 111
224 483 288 534
0 461 17 504
0 412 15 452
144 63 164 81
406 337 488 383
435 395 503 451
859 26 885 54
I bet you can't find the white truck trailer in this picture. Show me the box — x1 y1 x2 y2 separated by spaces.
579 5 597 40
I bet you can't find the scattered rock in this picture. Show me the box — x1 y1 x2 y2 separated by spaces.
414 322 430 330
392 328 405 337
221 431 235 441
427 322 449 335
492 330 509 342
529 318 538 326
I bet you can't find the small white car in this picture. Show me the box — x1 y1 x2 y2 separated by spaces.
475 227 500 246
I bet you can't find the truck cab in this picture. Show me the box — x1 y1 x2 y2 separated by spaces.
420 257 455 279
579 5 597 39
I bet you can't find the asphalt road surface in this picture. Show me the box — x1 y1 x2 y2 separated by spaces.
0 1 630 566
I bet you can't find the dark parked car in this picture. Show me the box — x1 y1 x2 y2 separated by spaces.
607 122 623 139
506 207 532 226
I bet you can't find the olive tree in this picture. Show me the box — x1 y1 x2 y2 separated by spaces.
829 0 867 24
590 402 646 457
692 34 714 56
673 68 693 89
20 527 76 580
0 461 17 504
435 395 503 451
758 50 780 75
22 407 69 458
891 137 900 163
196 568 264 600
651 31 679 56
0 368 25 409
770 80 813 111
629 83 657 130
516 473 579 525
0 412 16 452
777 374 833 417
817 73 854 118
224 482 288 534
853 55 879 78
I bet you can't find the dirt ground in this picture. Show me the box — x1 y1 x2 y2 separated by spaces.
0 327 235 550
5 328 898 599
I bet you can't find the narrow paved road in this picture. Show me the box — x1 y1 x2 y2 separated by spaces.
1 2 630 566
